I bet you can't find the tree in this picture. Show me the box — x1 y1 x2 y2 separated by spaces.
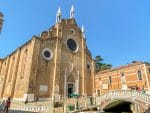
94 55 112 73
0 12 4 33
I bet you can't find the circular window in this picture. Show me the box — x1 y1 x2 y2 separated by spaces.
44 51 51 58
70 29 75 34
67 39 78 52
42 48 53 60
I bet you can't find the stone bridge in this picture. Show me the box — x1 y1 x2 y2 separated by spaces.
8 90 150 113
62 90 150 112
96 90 150 112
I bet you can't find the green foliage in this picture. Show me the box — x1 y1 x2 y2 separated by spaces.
94 55 112 73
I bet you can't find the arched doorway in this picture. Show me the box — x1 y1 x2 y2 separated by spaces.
67 75 75 97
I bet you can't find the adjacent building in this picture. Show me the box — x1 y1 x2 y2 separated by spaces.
0 7 95 101
95 61 150 95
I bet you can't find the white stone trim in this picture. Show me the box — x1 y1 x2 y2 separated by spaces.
42 48 53 61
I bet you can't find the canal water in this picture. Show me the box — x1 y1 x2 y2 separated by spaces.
79 111 132 113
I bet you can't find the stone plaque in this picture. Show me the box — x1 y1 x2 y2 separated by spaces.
39 85 48 92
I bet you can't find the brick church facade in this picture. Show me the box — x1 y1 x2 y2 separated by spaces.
0 7 95 101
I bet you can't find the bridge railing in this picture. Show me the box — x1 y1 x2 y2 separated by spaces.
96 90 150 105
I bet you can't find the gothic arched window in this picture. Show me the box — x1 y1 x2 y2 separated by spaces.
108 76 112 84
137 70 142 80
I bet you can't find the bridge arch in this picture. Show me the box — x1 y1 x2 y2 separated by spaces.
103 100 132 112
96 90 150 112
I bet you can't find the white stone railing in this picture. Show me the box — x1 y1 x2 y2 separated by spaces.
96 90 150 105
8 91 149 112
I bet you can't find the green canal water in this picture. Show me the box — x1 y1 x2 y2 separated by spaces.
104 112 123 113
104 112 132 113
104 112 122 113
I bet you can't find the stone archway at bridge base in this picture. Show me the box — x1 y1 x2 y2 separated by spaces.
98 98 148 113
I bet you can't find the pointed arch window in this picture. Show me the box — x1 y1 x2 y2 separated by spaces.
137 70 142 80
108 76 112 84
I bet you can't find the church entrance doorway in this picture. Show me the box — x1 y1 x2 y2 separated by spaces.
66 75 75 98
67 83 74 97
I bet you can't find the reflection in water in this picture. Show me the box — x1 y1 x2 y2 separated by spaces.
104 112 120 113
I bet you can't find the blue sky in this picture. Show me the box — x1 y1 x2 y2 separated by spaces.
0 0 150 67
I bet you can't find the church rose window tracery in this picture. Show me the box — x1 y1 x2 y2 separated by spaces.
67 39 78 52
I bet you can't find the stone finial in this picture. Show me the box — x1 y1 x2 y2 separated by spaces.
81 25 85 33
70 5 74 18
56 7 62 23
82 25 85 38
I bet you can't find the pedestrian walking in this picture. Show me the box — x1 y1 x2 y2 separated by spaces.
5 97 11 113
2 100 5 113
0 100 5 113
1 100 5 113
